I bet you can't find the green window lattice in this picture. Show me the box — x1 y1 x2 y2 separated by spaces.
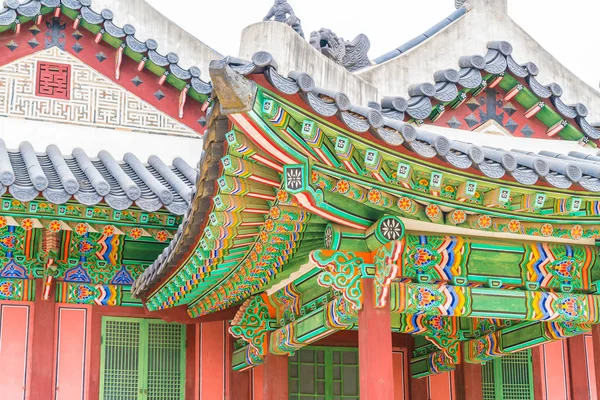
482 349 534 400
99 317 186 400
289 346 359 400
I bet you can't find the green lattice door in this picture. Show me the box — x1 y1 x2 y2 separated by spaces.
99 317 186 400
289 346 359 400
482 349 534 400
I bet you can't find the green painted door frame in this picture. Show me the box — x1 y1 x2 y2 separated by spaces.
99 317 186 400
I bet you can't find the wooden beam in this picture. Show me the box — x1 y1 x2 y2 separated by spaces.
359 278 395 400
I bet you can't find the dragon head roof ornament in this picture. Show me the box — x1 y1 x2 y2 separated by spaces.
309 28 372 72
263 0 305 38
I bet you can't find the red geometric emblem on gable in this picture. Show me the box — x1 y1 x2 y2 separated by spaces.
36 61 71 100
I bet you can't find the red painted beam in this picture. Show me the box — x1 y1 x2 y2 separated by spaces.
359 278 395 400
29 279 56 400
454 361 482 400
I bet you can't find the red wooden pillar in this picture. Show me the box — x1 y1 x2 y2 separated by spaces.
567 335 593 400
592 327 600 400
226 329 251 400
358 278 394 399
29 279 56 400
454 361 482 400
262 349 288 400
200 321 227 399
410 377 429 400
531 346 546 400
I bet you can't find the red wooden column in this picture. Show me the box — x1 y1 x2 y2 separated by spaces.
29 279 56 400
262 348 288 400
200 321 227 399
531 346 546 400
593 326 600 400
410 377 429 400
454 361 482 400
226 329 251 400
358 278 394 400
567 335 593 400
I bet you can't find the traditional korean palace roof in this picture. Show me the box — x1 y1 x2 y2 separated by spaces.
135 39 600 301
0 139 197 215
126 21 600 370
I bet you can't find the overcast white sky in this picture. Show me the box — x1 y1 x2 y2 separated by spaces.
145 0 600 90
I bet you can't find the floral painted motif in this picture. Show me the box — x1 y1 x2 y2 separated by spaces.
540 224 554 237
21 218 33 231
335 180 350 194
0 216 7 229
264 220 275 232
130 227 143 240
477 215 492 229
450 210 466 224
508 220 521 233
425 204 441 220
155 230 169 243
368 189 382 205
570 225 583 240
398 197 412 212
48 220 61 233
276 190 289 203
103 225 116 237
75 223 88 236
270 207 281 220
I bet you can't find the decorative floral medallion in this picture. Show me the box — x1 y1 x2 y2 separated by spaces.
276 190 289 203
477 215 492 229
398 197 412 212
130 227 143 240
155 230 169 243
48 220 61 233
21 218 33 231
450 210 466 224
264 219 275 232
425 204 441 220
508 220 521 233
367 189 382 205
540 223 554 237
102 225 116 237
570 225 583 240
335 179 350 194
269 207 281 220
75 223 88 236
380 217 404 241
